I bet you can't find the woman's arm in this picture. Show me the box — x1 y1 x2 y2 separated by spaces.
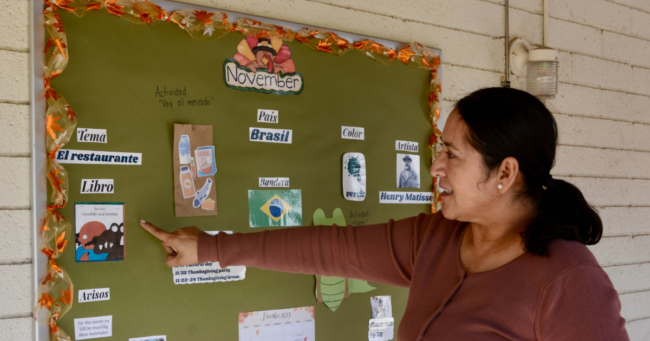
199 213 437 287
141 213 439 288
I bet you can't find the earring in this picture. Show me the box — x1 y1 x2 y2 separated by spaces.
497 184 503 190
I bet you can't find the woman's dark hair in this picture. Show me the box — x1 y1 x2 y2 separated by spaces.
455 87 602 256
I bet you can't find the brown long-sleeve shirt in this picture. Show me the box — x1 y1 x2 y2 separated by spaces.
198 212 629 340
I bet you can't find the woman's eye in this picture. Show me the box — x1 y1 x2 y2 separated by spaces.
446 151 456 159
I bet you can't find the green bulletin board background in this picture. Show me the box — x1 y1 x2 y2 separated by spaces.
53 9 435 340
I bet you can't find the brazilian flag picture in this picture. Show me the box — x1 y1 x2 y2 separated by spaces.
248 190 303 228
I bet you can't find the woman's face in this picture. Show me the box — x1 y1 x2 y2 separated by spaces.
431 111 499 222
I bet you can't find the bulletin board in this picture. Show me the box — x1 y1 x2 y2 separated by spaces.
32 1 442 340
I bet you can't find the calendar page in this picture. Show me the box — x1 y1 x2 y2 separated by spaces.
239 306 315 341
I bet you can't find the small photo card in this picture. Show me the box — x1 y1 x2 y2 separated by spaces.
75 315 112 340
75 203 125 262
396 153 420 188
78 288 110 303
371 296 392 319
257 109 279 123
129 336 166 341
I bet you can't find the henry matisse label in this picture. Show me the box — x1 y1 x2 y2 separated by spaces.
379 191 433 204
249 127 292 144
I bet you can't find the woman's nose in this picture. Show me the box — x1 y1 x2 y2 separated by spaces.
430 154 446 178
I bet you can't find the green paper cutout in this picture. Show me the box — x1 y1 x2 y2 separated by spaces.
313 208 376 312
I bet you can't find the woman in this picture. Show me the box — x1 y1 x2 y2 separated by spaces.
141 88 629 340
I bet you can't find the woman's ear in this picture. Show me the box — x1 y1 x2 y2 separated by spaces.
497 157 519 193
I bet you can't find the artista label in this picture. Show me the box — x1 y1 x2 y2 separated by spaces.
259 177 290 187
55 149 142 165
78 288 110 303
257 109 279 123
81 179 114 194
249 127 292 144
224 59 304 95
379 191 433 204
77 128 107 143
341 126 365 140
395 140 418 152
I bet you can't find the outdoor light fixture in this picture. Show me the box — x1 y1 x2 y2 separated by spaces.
526 47 559 99
508 38 559 99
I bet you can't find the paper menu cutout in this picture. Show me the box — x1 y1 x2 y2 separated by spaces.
239 306 314 341
248 190 302 228
343 152 367 201
75 203 125 262
313 208 377 312
172 124 217 217
172 232 245 284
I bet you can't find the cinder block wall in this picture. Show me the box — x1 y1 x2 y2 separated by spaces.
1 0 649 339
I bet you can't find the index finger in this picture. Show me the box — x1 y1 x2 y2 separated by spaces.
140 220 171 241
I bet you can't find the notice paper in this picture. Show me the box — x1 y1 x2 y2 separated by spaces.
129 336 166 341
172 231 246 284
75 315 112 340
239 306 315 341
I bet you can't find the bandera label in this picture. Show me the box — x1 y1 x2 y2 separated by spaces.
249 127 292 144
379 191 433 204
78 288 110 303
259 177 290 187
341 126 365 140
395 140 418 152
55 149 142 165
77 128 107 143
81 179 114 194
224 59 303 95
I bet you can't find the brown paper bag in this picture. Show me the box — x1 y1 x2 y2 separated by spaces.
173 124 218 217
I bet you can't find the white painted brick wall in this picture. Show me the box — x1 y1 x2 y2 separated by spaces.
0 210 31 262
0 264 32 318
0 0 29 52
0 104 30 156
1 0 649 338
0 157 30 208
0 318 33 341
